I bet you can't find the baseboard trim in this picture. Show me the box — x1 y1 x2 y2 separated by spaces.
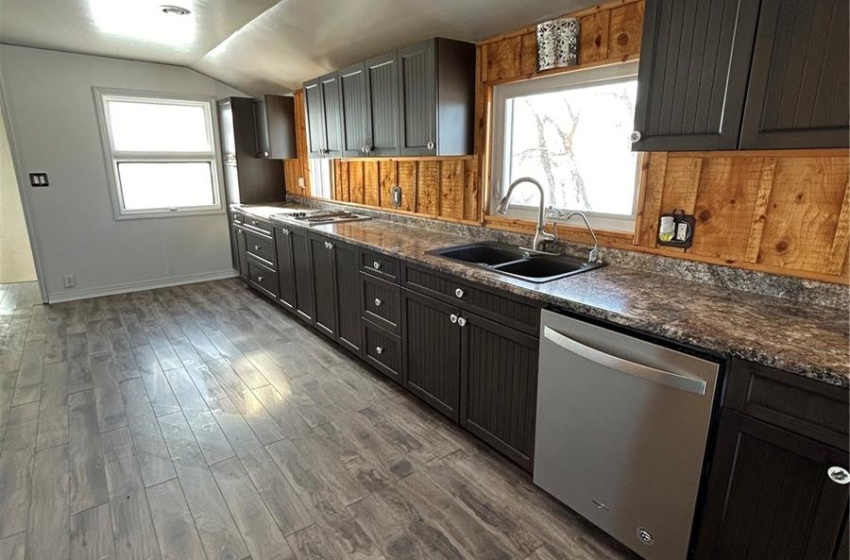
47 269 239 303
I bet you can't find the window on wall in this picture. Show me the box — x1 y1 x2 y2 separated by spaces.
491 61 640 232
94 89 223 219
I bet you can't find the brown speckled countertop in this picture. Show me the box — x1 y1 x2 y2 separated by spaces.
251 209 848 389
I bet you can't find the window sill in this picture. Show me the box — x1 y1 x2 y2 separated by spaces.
483 214 635 248
113 207 226 221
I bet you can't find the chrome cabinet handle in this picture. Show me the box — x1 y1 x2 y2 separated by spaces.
450 313 458 324
253 245 261 251
454 288 464 298
426 141 435 150
630 131 642 143
324 241 330 249
828 466 850 484
281 228 290 235
257 276 264 282
251 220 258 225
374 298 382 307
327 242 334 250
373 261 381 270
457 317 467 327
542 326 707 396
375 346 384 355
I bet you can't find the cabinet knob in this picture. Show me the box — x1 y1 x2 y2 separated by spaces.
374 298 382 307
282 228 290 235
257 276 264 282
426 141 435 150
454 288 464 298
375 346 384 355
327 242 334 250
253 245 261 251
457 317 467 327
629 131 642 143
263 151 269 157
828 466 850 485
251 220 258 225
450 313 458 324
373 261 381 270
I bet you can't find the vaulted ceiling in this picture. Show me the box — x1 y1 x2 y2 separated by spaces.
0 0 590 95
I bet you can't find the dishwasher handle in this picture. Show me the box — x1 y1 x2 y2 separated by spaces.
543 326 707 396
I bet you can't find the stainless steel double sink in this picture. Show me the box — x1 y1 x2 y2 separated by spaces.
429 242 604 283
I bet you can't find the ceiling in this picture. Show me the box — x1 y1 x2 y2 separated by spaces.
0 0 590 95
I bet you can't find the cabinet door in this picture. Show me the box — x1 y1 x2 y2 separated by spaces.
398 40 437 156
253 95 297 159
303 79 326 157
339 63 371 157
320 72 344 158
402 289 461 420
696 410 850 559
632 0 760 151
740 0 849 149
334 241 362 354
274 226 297 311
309 234 338 338
460 313 539 472
233 225 249 280
217 98 256 156
290 228 315 323
365 52 401 156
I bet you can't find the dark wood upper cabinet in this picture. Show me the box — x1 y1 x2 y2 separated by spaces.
303 72 343 158
253 95 296 159
217 97 284 204
740 0 849 149
365 52 401 156
632 0 760 151
398 38 475 156
339 62 372 157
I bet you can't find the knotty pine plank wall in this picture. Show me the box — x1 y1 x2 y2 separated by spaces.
284 0 849 283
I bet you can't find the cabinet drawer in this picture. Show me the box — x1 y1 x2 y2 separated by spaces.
243 215 272 234
361 250 399 283
403 265 540 335
247 257 278 300
361 273 401 334
725 359 849 451
363 320 402 382
245 230 275 265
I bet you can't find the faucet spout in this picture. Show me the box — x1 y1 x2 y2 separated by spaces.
562 211 600 263
497 177 555 252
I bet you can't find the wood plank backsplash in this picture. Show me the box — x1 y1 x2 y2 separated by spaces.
281 0 849 284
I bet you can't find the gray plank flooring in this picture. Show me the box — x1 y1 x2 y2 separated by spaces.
0 280 637 560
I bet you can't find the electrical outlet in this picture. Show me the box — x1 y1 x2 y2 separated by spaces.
29 172 49 187
298 177 305 189
63 274 76 288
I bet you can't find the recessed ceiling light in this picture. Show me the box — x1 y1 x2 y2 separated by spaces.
160 5 191 16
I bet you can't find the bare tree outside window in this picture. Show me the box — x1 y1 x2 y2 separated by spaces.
503 78 638 217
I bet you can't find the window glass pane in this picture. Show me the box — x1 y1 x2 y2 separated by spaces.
107 100 211 152
117 162 215 210
505 78 638 216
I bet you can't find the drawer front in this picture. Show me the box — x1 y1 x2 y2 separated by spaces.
361 273 401 334
725 359 849 451
245 230 275 265
361 250 399 283
403 265 540 335
247 257 279 299
244 215 272 234
363 320 402 382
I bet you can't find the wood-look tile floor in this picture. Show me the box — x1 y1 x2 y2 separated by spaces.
0 279 637 560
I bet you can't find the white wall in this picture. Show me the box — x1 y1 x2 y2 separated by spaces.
0 104 37 284
0 45 245 302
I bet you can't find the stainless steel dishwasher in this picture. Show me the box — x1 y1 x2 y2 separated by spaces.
534 310 721 560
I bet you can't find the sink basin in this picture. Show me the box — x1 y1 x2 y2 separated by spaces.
430 242 604 283
433 243 525 265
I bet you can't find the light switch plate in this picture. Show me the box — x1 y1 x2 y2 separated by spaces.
29 172 49 187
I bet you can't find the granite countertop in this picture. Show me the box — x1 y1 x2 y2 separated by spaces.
239 206 849 388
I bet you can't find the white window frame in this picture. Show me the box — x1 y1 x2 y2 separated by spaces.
93 87 225 220
490 61 641 233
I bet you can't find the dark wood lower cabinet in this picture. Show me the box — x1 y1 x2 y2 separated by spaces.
233 225 249 281
402 289 461 421
289 228 315 323
274 226 296 311
309 234 338 338
696 409 849 559
334 241 362 354
460 312 539 472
